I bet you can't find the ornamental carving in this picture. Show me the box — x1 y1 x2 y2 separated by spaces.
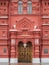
16 17 33 30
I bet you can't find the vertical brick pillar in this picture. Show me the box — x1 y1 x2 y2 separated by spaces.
10 31 18 63
33 29 41 63
33 39 40 63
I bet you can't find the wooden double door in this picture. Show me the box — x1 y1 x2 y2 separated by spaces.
18 41 32 63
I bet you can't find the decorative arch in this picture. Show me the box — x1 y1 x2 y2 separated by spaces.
18 41 32 63
18 41 23 47
26 41 32 47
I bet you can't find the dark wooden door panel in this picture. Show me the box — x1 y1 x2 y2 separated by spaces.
18 46 32 63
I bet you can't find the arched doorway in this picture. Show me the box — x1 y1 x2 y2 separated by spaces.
18 41 32 63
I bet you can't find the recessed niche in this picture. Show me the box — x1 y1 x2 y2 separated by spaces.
45 2 46 5
2 21 5 23
1 2 2 5
3 48 7 53
4 3 6 5
48 3 49 5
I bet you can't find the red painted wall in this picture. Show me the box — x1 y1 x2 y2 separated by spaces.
0 0 49 59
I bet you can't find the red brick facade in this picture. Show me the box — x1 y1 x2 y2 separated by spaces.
0 0 49 63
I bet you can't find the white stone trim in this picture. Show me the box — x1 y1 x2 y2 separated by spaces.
0 58 18 63
9 29 21 32
0 58 49 63
0 24 8 26
41 58 49 63
0 16 8 18
42 16 49 18
32 58 49 63
0 58 9 62
42 24 49 26
32 58 40 63
9 29 18 32
33 29 41 32
10 58 18 63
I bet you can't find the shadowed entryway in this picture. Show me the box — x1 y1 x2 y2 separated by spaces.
18 41 32 63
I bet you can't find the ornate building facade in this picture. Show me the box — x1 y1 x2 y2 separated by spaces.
0 0 49 63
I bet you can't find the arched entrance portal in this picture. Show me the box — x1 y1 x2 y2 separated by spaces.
18 41 32 63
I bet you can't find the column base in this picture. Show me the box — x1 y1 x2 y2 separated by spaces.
0 58 49 63
41 58 49 63
10 58 18 63
32 58 49 63
32 58 40 63
0 58 9 63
